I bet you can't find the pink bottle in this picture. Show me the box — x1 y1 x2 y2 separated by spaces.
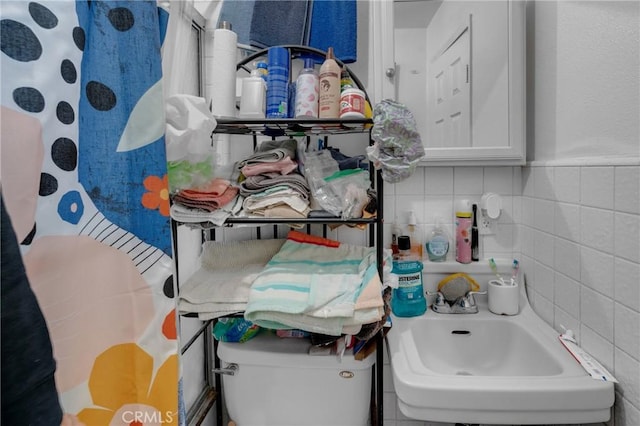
455 199 473 264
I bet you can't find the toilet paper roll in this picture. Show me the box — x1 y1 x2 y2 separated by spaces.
210 27 238 118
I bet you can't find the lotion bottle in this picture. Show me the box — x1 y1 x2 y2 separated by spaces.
318 47 341 118
294 58 319 118
455 199 473 264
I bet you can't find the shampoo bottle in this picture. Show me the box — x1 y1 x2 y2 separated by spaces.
391 236 427 317
318 47 341 118
455 199 473 264
426 217 449 262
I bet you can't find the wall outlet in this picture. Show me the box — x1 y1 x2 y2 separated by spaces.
478 212 496 235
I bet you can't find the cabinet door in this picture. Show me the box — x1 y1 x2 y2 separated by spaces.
371 0 526 166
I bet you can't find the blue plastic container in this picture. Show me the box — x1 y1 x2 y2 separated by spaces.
266 46 289 118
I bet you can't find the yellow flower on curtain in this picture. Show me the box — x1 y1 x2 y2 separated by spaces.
77 343 178 426
142 175 170 217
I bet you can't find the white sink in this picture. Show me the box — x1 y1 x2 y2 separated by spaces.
387 287 615 425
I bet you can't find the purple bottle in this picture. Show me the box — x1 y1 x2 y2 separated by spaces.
455 199 473 264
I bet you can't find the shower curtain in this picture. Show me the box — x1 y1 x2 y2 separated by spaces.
1 1 179 424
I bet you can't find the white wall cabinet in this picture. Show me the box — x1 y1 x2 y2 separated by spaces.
370 0 526 166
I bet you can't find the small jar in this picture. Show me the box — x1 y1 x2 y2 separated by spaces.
339 88 366 119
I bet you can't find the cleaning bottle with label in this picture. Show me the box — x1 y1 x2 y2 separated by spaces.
391 235 427 317
318 47 341 118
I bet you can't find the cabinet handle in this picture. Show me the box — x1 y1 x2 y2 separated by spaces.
212 364 238 376
385 67 396 78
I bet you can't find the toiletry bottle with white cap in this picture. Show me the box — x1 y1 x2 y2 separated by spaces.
294 58 319 118
407 210 423 259
455 199 473 264
318 47 341 118
239 68 266 119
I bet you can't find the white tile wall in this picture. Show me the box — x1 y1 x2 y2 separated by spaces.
518 164 640 425
383 163 640 425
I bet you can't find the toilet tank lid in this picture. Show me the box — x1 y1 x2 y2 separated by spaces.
217 332 375 370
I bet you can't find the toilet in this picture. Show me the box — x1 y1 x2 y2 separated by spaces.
217 332 375 426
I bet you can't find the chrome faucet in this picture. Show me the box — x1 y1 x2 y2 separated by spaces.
428 290 487 314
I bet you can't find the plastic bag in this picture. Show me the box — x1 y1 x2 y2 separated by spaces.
367 99 425 183
325 169 371 219
302 149 341 214
165 95 216 192
213 318 261 342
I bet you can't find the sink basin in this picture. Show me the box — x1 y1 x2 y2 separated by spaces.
387 286 615 425
414 316 563 377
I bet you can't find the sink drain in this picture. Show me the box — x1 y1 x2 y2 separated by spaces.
456 370 473 376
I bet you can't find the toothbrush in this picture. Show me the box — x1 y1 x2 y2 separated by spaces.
488 258 504 284
510 259 520 286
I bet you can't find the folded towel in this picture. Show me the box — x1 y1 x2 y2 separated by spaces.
244 230 383 335
170 195 243 227
237 139 298 169
178 239 286 318
309 0 357 63
239 172 310 200
243 186 310 215
173 185 239 212
241 156 298 177
249 0 312 48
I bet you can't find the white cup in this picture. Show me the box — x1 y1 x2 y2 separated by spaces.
488 279 519 315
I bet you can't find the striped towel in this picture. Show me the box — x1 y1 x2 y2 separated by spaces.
244 231 385 335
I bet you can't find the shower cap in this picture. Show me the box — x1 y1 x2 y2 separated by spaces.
366 99 425 183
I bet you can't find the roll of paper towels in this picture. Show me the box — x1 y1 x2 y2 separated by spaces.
210 22 237 118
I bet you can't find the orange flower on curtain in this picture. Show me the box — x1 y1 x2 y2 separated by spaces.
142 175 170 217
77 343 178 425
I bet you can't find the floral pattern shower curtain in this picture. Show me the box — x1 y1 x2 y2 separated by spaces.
1 1 179 424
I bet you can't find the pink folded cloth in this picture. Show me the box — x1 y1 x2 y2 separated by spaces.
180 178 231 197
173 178 238 212
241 156 298 177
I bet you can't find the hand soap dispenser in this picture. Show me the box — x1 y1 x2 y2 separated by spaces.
426 217 449 262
